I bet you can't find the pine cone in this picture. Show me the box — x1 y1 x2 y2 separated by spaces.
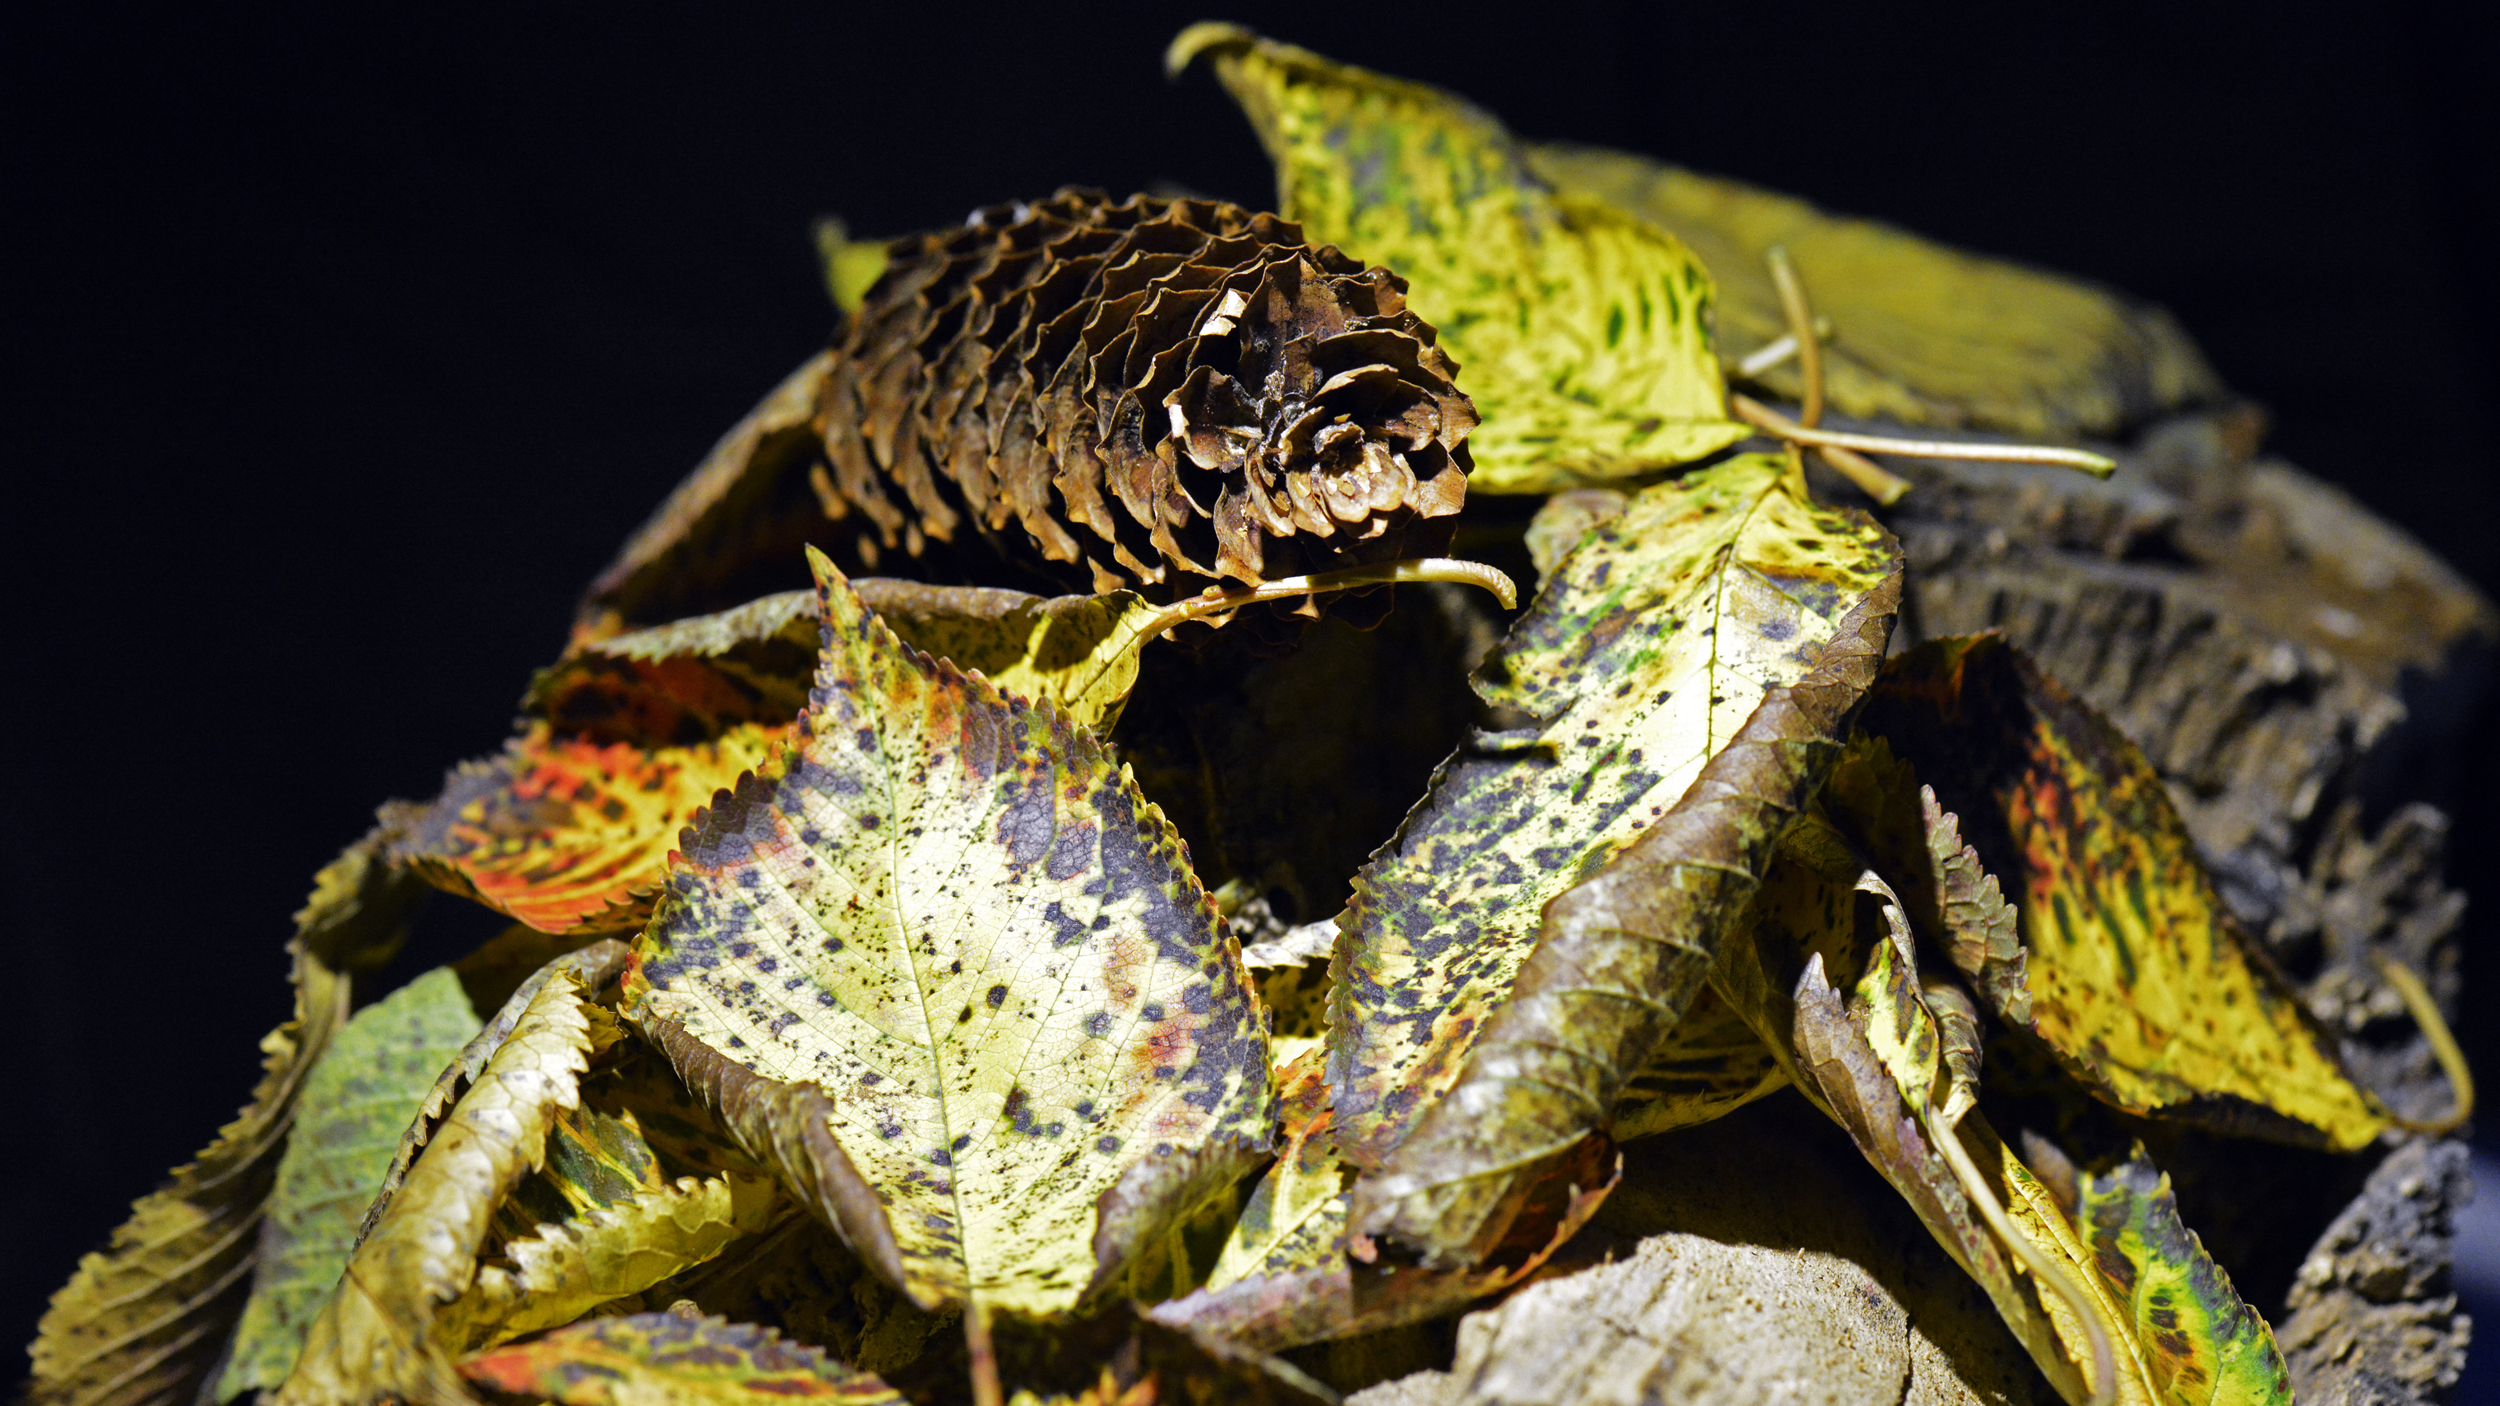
582 190 1475 634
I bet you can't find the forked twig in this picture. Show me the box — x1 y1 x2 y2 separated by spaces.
1732 396 1911 506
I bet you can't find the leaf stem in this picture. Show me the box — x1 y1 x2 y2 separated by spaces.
1731 392 2119 478
965 1302 1002 1406
1141 557 1520 640
1732 396 1912 506
1766 245 1824 430
2371 952 2476 1135
1925 1109 2117 1406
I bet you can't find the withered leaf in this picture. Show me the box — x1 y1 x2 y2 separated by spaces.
1327 454 1896 1194
276 972 618 1406
620 549 1272 1319
1609 983 1789 1144
1859 633 2388 1149
2077 1151 2294 1406
457 1311 908 1406
1351 570 1898 1263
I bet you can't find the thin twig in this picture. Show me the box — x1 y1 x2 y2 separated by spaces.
965 1302 1003 1406
1730 392 2118 478
1730 396 1911 505
1140 557 1519 641
2371 952 2476 1135
1765 245 1824 429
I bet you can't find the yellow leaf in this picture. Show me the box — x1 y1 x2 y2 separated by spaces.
1173 25 1747 493
622 549 1272 1320
459 1311 908 1406
1860 634 2388 1150
1526 143 2224 439
852 580 1161 731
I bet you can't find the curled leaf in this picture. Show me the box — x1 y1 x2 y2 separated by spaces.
1860 633 2388 1149
276 972 615 1406
622 549 1272 1318
1173 25 1746 492
457 1310 908 1406
1328 454 1896 1192
1608 982 1788 1143
1351 569 1898 1262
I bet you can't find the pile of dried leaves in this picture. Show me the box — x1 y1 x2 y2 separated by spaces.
28 25 2473 1406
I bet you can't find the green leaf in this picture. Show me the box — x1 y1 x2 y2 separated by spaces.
1327 453 1896 1186
458 1311 908 1406
275 972 618 1406
620 548 1273 1319
1858 633 2388 1150
217 969 485 1400
1172 25 1747 493
1351 570 1898 1262
2078 1152 2294 1406
29 841 421 1406
1525 143 2223 440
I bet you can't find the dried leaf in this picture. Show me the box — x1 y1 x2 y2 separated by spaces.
364 942 633 1239
1182 31 1743 488
276 972 616 1406
1609 983 1788 1143
28 840 420 1406
621 549 1272 1318
2077 1152 2294 1406
1523 143 2224 439
1924 786 2030 1022
1174 26 1746 493
217 969 486 1399
1859 633 2388 1149
1328 453 1895 1181
458 1311 907 1406
1351 570 1898 1262
446 1171 783 1351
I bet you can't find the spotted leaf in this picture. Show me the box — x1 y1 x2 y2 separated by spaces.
620 548 1272 1320
2078 1151 2294 1406
1327 453 1896 1185
1858 633 2388 1150
457 1311 907 1406
1172 25 1746 493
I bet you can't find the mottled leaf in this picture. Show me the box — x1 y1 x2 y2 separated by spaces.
1351 572 1897 1262
276 972 617 1406
1207 1052 1343 1293
848 579 1161 731
458 1311 907 1406
29 841 421 1406
1328 453 1895 1182
621 549 1272 1319
217 968 485 1399
1859 633 2388 1149
1173 25 1747 493
1523 143 2223 439
2078 1151 2294 1406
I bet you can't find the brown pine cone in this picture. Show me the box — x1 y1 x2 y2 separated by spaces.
581 189 1475 634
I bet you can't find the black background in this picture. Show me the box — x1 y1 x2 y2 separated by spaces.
7 0 2498 1376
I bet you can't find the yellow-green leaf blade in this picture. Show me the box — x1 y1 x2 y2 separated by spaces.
216 968 485 1399
1860 634 2388 1149
1527 143 2224 439
458 1311 907 1406
1176 25 1745 492
1329 454 1895 1174
2079 1153 2294 1406
621 549 1272 1319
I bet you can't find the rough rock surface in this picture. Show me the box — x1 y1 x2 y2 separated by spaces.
2279 1138 2474 1405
